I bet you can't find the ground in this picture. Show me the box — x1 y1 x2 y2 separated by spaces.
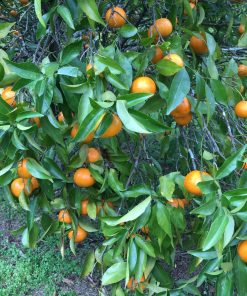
0 198 99 296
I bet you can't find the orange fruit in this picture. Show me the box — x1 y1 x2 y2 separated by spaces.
81 199 101 216
68 226 88 243
10 178 33 198
17 158 31 178
151 47 164 64
1 86 16 106
20 0 29 5
131 77 156 94
58 112 64 123
30 117 41 128
71 124 95 143
163 53 184 67
170 97 191 117
74 168 95 187
184 2 196 16
100 114 122 138
58 209 72 224
238 64 247 77
141 226 149 234
105 6 126 28
237 240 247 262
235 101 247 118
10 10 18 17
127 276 145 290
190 33 208 55
238 24 245 34
31 177 39 190
167 198 188 208
174 112 193 126
242 162 247 169
148 18 173 40
87 148 101 163
184 170 210 196
190 0 198 3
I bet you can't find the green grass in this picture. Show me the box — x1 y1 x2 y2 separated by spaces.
0 235 83 296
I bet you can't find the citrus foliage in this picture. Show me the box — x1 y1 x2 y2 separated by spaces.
0 0 247 295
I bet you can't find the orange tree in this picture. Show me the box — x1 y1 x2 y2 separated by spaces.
0 0 247 294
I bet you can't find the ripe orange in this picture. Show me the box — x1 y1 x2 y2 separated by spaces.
100 114 122 138
238 64 247 77
10 178 32 198
20 0 29 5
235 101 247 118
164 53 184 68
242 162 247 169
30 117 41 128
131 77 156 94
71 124 95 143
74 168 95 187
127 276 145 290
141 226 149 234
148 18 173 40
174 112 193 126
105 6 126 28
167 198 188 208
1 86 16 106
87 148 101 163
68 226 88 243
81 199 101 216
31 177 39 190
184 170 210 196
237 240 247 262
190 33 208 55
58 209 72 224
152 47 164 64
238 24 245 34
17 158 31 178
170 97 191 117
58 112 64 123
10 10 18 17
184 2 196 16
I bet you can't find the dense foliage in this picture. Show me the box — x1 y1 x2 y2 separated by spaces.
0 0 247 295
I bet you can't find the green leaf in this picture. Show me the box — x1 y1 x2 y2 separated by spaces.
102 262 127 285
105 73 128 90
116 100 151 134
205 83 216 123
95 56 124 74
81 250 95 277
216 272 234 296
159 176 175 200
216 145 247 179
190 199 216 216
16 111 43 122
34 0 46 28
156 59 183 77
26 158 52 181
103 196 152 226
223 216 235 248
0 63 4 81
11 130 27 151
73 108 105 142
57 66 82 77
166 68 190 115
202 211 229 251
78 0 105 25
233 256 247 296
60 40 83 66
118 93 153 108
119 24 137 38
57 5 75 29
43 158 67 181
210 80 227 106
4 60 42 80
0 22 15 39
156 202 173 243
135 236 155 257
19 191 30 211
188 250 218 260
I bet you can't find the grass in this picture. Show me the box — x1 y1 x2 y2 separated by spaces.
0 199 98 296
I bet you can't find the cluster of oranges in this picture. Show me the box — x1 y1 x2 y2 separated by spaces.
58 199 113 243
170 97 192 126
10 159 39 198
